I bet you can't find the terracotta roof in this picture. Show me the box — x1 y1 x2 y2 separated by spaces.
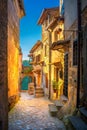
38 7 59 25
28 53 33 57
50 39 70 50
30 40 42 53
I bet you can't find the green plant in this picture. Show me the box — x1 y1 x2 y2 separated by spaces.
52 80 58 90
52 78 63 90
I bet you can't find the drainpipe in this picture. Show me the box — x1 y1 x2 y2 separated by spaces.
76 0 81 108
47 29 52 99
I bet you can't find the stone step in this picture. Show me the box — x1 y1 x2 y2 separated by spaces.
60 95 68 104
68 116 87 130
48 104 58 117
79 107 87 123
35 88 44 97
35 88 44 92
35 88 44 90
35 93 44 98
54 100 63 110
35 90 44 93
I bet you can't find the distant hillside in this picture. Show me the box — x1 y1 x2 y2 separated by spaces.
22 60 31 67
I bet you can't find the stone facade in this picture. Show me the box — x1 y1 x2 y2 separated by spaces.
38 7 63 98
30 40 42 88
58 0 87 116
8 0 25 109
8 0 20 100
0 0 25 129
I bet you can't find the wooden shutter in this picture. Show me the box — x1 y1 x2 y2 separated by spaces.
63 53 68 97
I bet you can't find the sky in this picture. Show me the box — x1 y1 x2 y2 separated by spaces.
20 0 59 60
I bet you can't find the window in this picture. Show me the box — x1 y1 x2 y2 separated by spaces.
73 40 77 66
36 54 41 63
45 45 47 56
54 67 59 82
86 39 87 66
54 31 58 42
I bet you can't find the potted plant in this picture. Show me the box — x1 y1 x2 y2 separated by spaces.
52 80 58 93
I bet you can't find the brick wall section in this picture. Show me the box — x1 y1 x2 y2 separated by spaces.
0 1 8 130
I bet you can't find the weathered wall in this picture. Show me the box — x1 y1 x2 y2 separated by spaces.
82 0 87 10
64 0 77 30
19 49 23 91
60 1 87 116
8 0 20 107
0 1 8 130
51 22 64 99
64 0 87 30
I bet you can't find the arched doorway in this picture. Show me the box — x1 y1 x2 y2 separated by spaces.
21 76 32 90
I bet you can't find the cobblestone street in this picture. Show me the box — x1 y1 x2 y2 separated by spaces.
9 92 66 130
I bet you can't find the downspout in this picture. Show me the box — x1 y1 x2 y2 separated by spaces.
47 29 52 99
76 0 81 108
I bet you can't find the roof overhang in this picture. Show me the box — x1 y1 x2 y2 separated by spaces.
50 39 70 51
48 61 62 68
46 16 64 31
57 16 64 23
32 66 42 73
28 53 33 57
38 7 59 25
30 40 42 53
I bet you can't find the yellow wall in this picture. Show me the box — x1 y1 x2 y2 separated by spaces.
8 34 19 97
51 21 64 99
8 0 20 98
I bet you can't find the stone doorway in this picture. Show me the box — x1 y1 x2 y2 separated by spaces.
21 76 32 91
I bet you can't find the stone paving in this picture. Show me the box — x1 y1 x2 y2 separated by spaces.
8 92 66 130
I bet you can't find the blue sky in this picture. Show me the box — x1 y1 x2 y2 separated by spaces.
20 0 59 60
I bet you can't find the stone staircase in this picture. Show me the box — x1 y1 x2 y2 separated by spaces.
48 95 87 130
35 88 44 98
48 100 64 117
48 95 68 117
67 107 87 130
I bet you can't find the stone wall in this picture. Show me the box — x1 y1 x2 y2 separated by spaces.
60 2 87 116
0 1 8 130
64 0 87 31
64 0 77 30
8 0 20 109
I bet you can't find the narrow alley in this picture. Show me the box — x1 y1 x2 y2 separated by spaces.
8 92 66 130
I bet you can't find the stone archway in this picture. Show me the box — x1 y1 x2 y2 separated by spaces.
20 72 34 91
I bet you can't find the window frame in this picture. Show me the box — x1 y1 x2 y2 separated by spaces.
72 39 78 66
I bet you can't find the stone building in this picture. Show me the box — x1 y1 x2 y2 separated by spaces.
30 40 42 88
0 0 25 129
29 40 44 97
51 0 87 116
38 7 62 98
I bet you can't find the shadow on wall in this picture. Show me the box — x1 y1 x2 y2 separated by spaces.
21 76 32 90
